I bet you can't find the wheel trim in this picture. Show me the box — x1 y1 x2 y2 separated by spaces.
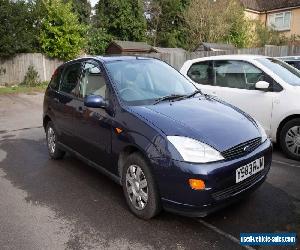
126 165 148 211
285 126 300 156
47 127 56 154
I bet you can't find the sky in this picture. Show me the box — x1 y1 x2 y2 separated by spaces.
90 0 98 7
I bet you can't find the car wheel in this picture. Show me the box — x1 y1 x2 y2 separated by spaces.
280 118 300 161
122 153 161 219
46 121 65 160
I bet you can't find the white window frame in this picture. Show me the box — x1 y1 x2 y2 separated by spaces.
267 11 292 31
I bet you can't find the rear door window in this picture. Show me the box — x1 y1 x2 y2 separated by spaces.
187 61 213 85
60 63 82 96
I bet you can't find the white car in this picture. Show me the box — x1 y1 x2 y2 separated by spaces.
180 55 300 160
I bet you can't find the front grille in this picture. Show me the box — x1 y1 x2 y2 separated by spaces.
222 137 261 160
212 170 266 201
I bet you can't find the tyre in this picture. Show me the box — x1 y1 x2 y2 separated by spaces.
46 121 65 160
121 153 161 219
280 118 300 161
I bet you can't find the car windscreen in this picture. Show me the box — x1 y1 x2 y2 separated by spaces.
105 59 197 105
256 58 300 86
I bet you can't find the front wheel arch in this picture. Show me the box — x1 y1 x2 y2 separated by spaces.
276 115 300 144
278 117 300 160
121 152 161 219
43 115 52 131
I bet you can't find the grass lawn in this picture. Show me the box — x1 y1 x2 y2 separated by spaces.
0 84 48 95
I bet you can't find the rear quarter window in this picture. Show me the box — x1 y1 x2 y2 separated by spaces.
49 67 63 90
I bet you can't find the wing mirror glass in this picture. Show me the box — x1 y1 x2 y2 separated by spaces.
88 67 101 74
84 95 107 108
255 81 270 91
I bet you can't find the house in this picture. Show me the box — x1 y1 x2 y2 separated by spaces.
105 40 152 55
194 42 236 52
240 0 300 38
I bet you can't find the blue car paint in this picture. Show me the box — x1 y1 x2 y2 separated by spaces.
43 56 272 217
129 97 261 152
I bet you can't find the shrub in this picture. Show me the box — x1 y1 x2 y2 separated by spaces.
21 65 41 87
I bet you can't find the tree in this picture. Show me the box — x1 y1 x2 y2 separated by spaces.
184 0 254 50
224 0 252 48
253 21 288 47
147 0 189 48
66 0 92 24
86 28 113 55
0 0 39 57
39 0 86 60
94 0 146 41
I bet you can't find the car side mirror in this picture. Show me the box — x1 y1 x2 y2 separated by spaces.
84 95 108 108
255 81 270 91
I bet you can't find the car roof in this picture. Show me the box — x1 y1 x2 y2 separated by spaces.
65 55 154 65
186 54 267 64
277 56 300 61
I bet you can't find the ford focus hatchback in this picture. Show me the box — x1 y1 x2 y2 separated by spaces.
43 56 272 219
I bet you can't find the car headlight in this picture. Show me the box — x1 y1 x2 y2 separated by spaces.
167 136 224 163
256 121 267 143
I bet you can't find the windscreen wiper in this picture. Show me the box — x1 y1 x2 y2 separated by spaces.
183 89 203 99
153 94 186 105
174 89 203 101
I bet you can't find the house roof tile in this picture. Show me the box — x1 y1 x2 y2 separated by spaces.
240 0 300 11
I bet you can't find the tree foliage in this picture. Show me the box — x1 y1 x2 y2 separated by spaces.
65 0 91 24
253 21 288 47
86 28 113 55
184 0 252 50
39 0 86 60
94 0 146 41
224 0 253 48
0 0 39 57
0 0 295 60
146 0 189 48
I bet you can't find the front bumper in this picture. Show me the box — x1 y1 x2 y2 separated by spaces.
150 139 272 217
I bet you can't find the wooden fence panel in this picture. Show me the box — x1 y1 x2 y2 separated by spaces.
1 46 300 86
0 53 63 86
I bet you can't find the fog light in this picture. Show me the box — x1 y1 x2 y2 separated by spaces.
189 179 205 190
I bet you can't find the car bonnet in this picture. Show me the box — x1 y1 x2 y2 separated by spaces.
129 97 261 152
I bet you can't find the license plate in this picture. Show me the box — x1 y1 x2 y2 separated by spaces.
236 157 264 183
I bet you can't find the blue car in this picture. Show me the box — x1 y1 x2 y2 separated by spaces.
43 56 272 219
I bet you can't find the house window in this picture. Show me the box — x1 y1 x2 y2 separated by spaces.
268 11 292 31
